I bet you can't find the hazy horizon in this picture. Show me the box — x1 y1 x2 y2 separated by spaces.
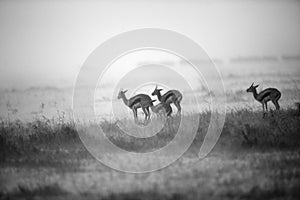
0 0 300 89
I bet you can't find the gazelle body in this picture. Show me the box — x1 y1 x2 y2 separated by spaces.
117 89 155 123
150 102 172 117
246 83 281 117
151 86 183 115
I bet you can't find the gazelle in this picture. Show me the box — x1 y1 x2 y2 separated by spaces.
150 102 172 117
117 89 155 123
151 86 183 115
246 83 281 117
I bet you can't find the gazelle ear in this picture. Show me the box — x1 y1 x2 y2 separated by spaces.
123 89 128 93
158 89 163 91
254 84 259 88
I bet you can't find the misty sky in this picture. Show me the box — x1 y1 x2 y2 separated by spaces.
0 0 300 89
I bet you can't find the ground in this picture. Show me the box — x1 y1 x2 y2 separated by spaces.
1 109 300 199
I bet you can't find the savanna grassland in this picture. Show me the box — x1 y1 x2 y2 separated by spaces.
1 62 300 199
1 108 300 200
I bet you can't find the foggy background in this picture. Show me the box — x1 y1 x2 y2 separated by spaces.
0 0 300 121
0 0 299 89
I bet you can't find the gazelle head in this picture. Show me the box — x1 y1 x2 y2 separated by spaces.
246 83 259 93
151 85 163 96
117 89 128 99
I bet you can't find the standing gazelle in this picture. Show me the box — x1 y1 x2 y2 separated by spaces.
150 102 173 117
246 83 281 117
117 89 155 123
151 86 183 115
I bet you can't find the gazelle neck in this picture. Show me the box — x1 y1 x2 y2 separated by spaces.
156 91 162 101
121 94 129 106
252 89 258 100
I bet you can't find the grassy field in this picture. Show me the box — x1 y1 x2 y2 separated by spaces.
1 108 300 200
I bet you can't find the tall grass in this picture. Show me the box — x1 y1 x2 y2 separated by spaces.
0 108 299 162
0 115 85 163
0 108 300 200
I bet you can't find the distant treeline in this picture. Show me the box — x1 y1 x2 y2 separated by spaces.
139 54 300 66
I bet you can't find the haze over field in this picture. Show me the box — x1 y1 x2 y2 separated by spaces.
0 0 300 89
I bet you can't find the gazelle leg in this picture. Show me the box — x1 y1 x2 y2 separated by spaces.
146 106 151 120
262 103 266 118
265 102 268 113
175 102 181 115
276 101 280 110
145 107 151 123
276 94 281 110
167 105 172 117
168 104 173 116
142 107 148 121
133 108 138 122
272 99 280 110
